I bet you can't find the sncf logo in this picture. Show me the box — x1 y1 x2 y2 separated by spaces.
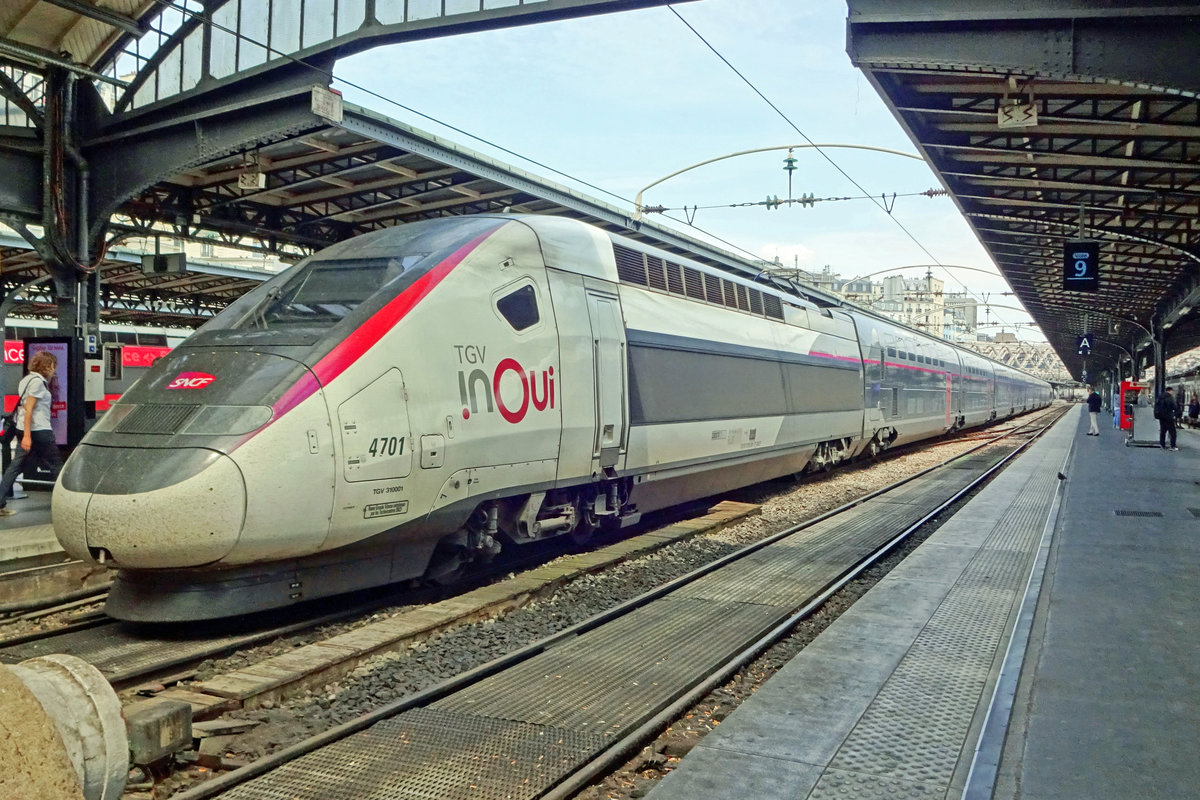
167 371 216 390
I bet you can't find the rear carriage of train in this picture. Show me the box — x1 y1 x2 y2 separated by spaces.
846 311 971 448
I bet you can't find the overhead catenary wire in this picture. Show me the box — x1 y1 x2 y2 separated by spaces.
664 3 1027 332
641 187 949 214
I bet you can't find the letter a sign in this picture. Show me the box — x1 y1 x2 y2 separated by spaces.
1062 240 1100 291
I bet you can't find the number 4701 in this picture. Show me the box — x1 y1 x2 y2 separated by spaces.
368 436 404 457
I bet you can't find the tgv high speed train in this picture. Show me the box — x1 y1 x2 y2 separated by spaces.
52 215 1051 621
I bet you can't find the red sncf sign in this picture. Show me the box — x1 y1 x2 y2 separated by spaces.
167 372 215 390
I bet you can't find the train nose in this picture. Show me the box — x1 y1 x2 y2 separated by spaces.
53 445 246 568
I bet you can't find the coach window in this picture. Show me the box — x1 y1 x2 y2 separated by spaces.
496 283 540 332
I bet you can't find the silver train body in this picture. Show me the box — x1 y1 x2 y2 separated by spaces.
52 216 1052 621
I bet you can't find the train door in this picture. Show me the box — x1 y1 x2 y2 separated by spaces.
337 369 413 484
945 370 953 429
326 368 414 548
586 288 627 470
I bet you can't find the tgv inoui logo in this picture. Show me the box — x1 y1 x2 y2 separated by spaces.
456 349 554 424
167 371 216 390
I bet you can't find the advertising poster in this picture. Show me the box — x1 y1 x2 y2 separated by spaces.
25 339 70 446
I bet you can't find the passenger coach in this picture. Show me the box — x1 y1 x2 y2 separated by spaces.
53 215 1051 621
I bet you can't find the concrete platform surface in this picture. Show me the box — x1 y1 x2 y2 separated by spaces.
992 413 1200 800
0 489 60 563
651 406 1200 800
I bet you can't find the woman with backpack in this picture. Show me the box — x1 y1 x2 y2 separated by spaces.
0 351 63 516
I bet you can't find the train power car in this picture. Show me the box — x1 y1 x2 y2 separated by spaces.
51 215 1051 621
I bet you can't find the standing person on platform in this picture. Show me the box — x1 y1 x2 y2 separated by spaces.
1189 392 1200 427
1156 386 1179 451
0 352 62 516
1086 386 1102 436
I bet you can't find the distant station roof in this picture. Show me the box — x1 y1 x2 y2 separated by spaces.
847 2 1200 381
2 99 830 329
0 229 266 327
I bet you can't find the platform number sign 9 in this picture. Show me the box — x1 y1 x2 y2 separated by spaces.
1062 240 1100 291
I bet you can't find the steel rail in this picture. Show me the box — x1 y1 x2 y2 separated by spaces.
168 404 1065 800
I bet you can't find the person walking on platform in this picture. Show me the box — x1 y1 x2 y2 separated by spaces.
1156 386 1179 451
0 352 63 516
1086 387 1102 435
0 406 26 501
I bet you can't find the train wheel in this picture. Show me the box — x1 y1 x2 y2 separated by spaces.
569 521 601 548
425 540 467 587
569 495 602 548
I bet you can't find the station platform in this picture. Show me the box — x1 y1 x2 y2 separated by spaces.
0 488 60 565
651 406 1200 800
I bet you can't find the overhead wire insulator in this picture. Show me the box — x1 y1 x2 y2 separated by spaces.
798 193 815 207
921 188 949 198
639 205 667 215
765 195 782 210
783 148 798 200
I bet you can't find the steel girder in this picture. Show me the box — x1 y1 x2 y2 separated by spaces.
96 0 699 120
847 0 1200 93
0 138 40 221
847 0 1200 383
85 59 338 242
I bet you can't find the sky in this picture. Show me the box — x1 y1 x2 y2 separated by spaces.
332 0 1043 341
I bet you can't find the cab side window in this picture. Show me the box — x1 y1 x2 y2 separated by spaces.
496 284 539 331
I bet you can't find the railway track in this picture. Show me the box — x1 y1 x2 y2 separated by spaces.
0 411 1047 690
0 501 755 690
164 405 1065 800
0 559 110 619
0 410 1058 695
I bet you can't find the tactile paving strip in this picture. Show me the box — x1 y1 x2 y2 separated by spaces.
217 707 607 800
809 767 945 799
809 458 1059 798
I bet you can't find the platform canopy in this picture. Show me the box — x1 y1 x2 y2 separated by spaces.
847 0 1200 382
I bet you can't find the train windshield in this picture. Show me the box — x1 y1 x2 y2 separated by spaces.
246 254 426 327
196 217 503 342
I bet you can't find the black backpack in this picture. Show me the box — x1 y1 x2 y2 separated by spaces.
1154 394 1166 420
